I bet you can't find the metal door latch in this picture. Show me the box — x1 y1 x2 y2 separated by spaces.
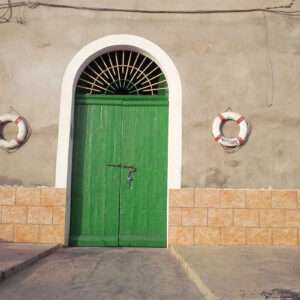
106 164 136 181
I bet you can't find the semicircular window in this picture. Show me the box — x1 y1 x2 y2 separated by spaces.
76 50 168 96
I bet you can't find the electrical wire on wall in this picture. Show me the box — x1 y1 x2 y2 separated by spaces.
0 0 12 23
263 11 275 107
0 0 300 24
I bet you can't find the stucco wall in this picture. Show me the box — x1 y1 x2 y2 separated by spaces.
0 0 299 189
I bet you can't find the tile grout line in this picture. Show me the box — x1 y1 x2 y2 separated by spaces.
233 208 235 227
39 188 42 243
271 225 273 245
270 188 276 246
193 188 195 208
13 188 16 242
193 226 195 246
180 206 183 226
220 226 223 245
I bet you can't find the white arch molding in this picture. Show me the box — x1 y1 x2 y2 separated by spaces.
55 34 182 245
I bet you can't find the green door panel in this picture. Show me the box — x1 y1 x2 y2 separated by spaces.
70 95 168 247
70 103 122 246
119 104 168 247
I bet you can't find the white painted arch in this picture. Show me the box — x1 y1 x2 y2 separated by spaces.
55 34 182 244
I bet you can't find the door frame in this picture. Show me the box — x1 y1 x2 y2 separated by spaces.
55 35 182 246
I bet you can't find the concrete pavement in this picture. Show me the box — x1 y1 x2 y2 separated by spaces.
171 246 300 300
0 243 59 282
3 244 299 300
0 247 203 300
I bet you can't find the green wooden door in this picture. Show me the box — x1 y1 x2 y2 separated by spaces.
70 95 168 247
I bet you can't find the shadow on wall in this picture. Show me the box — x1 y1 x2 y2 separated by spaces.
261 289 300 300
0 176 23 186
205 167 230 187
0 238 11 243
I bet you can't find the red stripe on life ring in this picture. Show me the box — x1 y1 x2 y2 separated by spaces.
215 134 222 141
236 116 245 124
237 137 244 144
15 138 22 145
218 114 225 122
0 120 3 125
15 117 23 124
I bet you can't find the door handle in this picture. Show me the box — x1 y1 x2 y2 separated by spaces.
106 164 136 181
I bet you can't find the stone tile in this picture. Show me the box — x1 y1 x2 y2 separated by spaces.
182 208 207 226
247 228 272 245
41 188 66 207
16 188 41 206
27 206 41 224
286 210 300 227
272 228 297 246
39 225 64 244
195 227 220 245
0 224 13 242
246 190 271 208
169 208 181 226
221 190 245 208
272 191 297 209
234 209 259 227
208 208 233 227
14 224 39 243
0 187 15 205
41 207 52 224
27 206 53 225
53 207 65 225
2 206 27 224
195 189 220 208
168 226 194 245
221 227 246 245
169 189 194 208
260 209 285 227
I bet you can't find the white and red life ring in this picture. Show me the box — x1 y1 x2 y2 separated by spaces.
0 113 27 149
212 112 248 147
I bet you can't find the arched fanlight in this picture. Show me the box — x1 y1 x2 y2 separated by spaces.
76 50 168 96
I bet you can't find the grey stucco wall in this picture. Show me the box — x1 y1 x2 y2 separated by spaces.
0 0 299 188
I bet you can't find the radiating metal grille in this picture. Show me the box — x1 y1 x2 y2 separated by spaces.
76 50 168 95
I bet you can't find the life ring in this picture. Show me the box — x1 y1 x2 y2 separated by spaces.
212 112 248 147
0 113 27 149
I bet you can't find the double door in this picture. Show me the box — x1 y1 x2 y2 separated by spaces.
69 95 168 247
